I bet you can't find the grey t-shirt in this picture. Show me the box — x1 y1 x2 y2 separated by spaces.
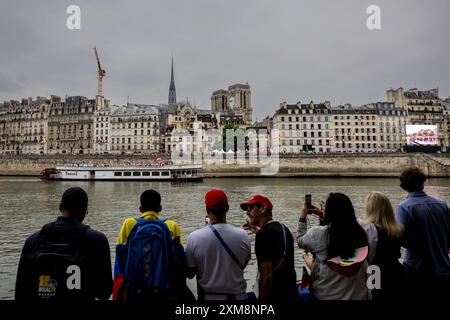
186 223 251 296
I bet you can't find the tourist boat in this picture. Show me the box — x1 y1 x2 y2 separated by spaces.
39 164 203 182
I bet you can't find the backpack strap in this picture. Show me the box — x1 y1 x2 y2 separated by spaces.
208 224 245 270
134 217 167 224
273 223 287 273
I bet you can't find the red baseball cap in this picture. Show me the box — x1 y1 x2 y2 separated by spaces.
205 189 229 210
240 194 273 210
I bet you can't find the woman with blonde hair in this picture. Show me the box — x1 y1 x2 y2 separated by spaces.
362 191 405 300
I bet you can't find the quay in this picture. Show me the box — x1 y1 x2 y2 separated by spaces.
0 153 449 178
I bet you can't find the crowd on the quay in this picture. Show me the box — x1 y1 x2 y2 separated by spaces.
14 167 450 302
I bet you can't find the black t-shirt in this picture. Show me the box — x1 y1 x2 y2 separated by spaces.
255 221 297 302
373 226 404 282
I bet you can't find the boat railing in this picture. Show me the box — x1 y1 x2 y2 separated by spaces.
58 161 179 168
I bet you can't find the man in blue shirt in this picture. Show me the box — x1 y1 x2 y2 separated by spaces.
396 167 450 299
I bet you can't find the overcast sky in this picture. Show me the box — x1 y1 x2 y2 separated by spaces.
1 0 449 120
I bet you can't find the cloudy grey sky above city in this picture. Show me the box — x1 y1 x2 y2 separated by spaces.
1 0 449 119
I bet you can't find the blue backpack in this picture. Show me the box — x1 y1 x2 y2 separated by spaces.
123 218 177 302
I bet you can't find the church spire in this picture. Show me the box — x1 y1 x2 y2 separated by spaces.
168 56 177 105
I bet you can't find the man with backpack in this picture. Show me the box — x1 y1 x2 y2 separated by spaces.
185 189 251 300
15 187 113 301
113 189 188 303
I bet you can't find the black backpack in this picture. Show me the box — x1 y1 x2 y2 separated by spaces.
29 222 90 301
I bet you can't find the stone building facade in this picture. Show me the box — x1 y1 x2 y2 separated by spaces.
371 102 407 152
331 102 406 153
273 101 332 154
387 87 448 150
109 104 160 154
47 96 95 155
21 97 51 155
93 106 112 154
0 96 52 155
164 102 216 154
211 83 252 123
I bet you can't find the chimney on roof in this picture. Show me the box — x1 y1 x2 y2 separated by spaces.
429 88 439 97
50 95 61 104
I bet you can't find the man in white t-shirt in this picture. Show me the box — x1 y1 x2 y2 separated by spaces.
186 189 251 300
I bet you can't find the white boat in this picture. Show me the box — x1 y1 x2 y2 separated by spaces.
40 164 203 182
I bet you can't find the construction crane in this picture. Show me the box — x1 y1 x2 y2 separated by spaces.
94 46 105 107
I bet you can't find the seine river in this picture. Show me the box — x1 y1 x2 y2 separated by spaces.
1 176 449 299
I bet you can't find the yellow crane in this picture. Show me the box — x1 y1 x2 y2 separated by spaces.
94 46 105 107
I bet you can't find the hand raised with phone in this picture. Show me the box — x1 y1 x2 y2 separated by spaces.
300 194 324 219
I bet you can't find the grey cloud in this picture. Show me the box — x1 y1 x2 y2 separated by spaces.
0 0 449 118
0 72 23 95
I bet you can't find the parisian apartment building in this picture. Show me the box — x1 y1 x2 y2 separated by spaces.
331 102 406 153
47 96 96 155
0 86 449 155
387 87 449 149
108 104 160 155
93 105 112 154
273 101 333 154
0 96 50 155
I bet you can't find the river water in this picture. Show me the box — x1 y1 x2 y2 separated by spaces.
1 176 449 299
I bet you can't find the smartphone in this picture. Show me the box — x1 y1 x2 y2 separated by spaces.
305 194 312 208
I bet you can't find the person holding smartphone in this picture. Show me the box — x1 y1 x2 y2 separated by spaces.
297 193 370 300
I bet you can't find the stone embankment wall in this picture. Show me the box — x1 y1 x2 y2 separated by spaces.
204 153 450 177
0 154 449 177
